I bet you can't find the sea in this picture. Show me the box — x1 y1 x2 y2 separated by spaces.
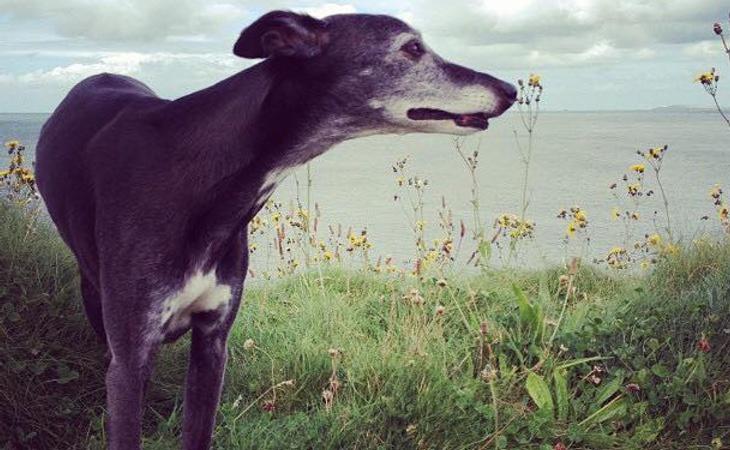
2 110 729 269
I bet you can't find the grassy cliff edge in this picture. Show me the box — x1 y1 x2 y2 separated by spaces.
1 203 728 449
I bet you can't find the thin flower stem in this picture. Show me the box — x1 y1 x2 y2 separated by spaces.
711 93 730 128
653 169 674 241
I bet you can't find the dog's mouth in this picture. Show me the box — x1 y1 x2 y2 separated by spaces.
407 108 492 130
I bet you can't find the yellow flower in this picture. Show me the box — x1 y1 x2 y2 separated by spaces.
630 211 640 220
647 234 662 247
647 146 665 159
497 214 514 227
662 244 680 256
415 220 426 231
709 184 722 199
695 70 716 85
528 73 541 87
630 164 645 174
396 176 405 186
611 207 621 220
4 140 20 150
322 250 334 261
249 243 258 251
608 246 626 256
566 221 577 237
627 183 641 196
574 209 587 223
0 169 9 178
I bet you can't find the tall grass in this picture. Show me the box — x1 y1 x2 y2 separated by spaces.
1 203 728 449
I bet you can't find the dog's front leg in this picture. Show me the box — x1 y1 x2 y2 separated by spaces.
182 306 238 450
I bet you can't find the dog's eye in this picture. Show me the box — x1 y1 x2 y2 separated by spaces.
401 40 425 59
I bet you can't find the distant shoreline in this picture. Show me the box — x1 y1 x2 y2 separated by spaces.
0 108 719 115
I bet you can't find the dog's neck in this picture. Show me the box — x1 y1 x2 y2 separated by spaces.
160 60 361 266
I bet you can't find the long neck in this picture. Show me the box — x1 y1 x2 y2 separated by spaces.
159 60 353 264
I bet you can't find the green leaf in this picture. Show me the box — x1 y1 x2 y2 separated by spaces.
512 284 535 328
594 375 623 406
579 396 627 429
526 372 554 412
553 368 569 421
651 363 671 378
478 240 492 261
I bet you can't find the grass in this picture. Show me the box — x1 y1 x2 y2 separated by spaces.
1 202 729 450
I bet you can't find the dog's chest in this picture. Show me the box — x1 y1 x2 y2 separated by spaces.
157 269 232 335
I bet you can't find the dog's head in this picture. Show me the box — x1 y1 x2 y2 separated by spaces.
234 11 516 136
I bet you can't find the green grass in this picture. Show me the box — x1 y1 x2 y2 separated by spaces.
1 202 729 449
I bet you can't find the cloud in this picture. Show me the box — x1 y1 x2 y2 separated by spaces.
4 52 241 91
397 0 727 67
302 3 357 19
1 0 248 42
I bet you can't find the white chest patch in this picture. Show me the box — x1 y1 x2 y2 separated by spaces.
159 269 231 331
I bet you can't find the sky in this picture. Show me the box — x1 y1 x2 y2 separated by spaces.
0 0 728 112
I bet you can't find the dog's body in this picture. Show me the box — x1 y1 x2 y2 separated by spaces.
36 11 515 449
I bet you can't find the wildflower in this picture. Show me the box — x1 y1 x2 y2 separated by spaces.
322 250 334 261
262 400 276 412
611 207 621 220
328 348 341 358
4 140 20 150
497 213 514 227
396 176 405 186
712 438 724 449
709 184 723 200
558 274 570 287
606 246 627 269
415 220 426 231
626 383 641 393
647 146 666 160
479 364 497 381
243 339 256 350
714 22 723 35
434 305 445 316
662 243 680 256
436 278 447 288
647 233 662 247
405 424 417 437
630 211 640 220
554 443 567 450
696 69 717 85
479 321 489 336
322 389 334 409
627 183 641 196
528 73 541 87
630 163 645 174
697 336 711 353
566 221 576 237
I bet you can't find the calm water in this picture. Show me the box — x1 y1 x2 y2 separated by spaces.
2 111 729 268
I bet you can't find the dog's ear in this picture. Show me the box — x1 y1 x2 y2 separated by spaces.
233 11 329 59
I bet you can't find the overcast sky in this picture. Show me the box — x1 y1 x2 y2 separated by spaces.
0 0 728 112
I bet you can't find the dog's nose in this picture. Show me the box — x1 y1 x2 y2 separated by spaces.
496 80 518 103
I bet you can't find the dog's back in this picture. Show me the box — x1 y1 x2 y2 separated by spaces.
36 73 160 278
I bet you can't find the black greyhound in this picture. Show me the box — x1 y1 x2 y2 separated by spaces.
35 11 516 449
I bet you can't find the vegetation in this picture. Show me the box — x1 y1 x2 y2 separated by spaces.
3 13 730 450
1 202 729 449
